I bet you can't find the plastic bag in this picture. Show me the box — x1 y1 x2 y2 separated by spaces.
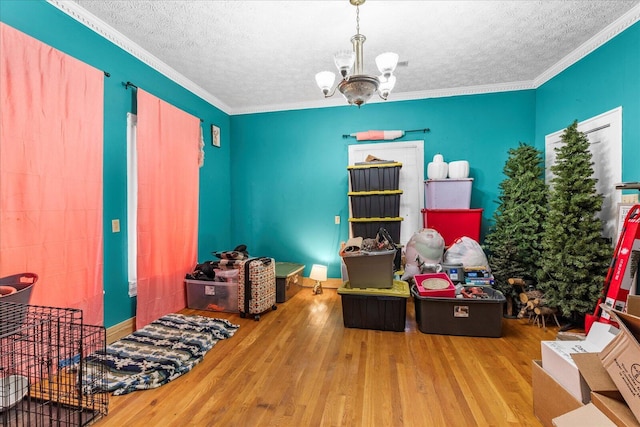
443 236 490 269
404 229 445 267
401 228 445 281
214 268 239 282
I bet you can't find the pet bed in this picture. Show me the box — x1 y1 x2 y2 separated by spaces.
83 313 239 396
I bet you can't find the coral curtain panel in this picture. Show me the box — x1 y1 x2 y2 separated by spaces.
0 23 104 325
135 90 200 329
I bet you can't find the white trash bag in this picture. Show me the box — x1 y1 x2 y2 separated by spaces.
443 236 490 269
402 228 445 280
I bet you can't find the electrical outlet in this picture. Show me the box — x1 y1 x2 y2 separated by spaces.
111 219 120 233
335 216 341 224
622 194 639 204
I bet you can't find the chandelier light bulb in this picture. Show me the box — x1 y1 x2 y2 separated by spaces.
315 71 336 96
333 50 356 78
375 52 399 78
378 75 396 99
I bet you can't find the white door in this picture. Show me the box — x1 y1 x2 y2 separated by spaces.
348 141 424 245
545 107 622 242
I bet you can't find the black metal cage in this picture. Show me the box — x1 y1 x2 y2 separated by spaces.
0 302 108 426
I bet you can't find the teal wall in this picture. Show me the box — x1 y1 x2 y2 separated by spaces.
1 0 232 327
2 1 638 327
536 22 640 184
230 91 536 278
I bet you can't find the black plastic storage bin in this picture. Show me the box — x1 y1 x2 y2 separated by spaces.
349 190 402 218
348 162 402 192
338 280 409 331
349 217 402 242
412 285 505 337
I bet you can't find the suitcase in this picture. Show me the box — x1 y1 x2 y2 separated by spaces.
238 257 277 321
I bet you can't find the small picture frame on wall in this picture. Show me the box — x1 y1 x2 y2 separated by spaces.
211 124 221 147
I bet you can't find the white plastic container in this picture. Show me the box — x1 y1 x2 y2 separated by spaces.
424 178 473 209
427 154 448 180
448 161 469 179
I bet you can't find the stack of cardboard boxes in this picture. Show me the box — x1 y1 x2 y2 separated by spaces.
533 295 640 426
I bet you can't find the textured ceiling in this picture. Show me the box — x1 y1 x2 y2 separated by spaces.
60 0 640 114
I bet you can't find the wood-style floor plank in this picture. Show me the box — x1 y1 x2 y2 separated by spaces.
94 288 557 426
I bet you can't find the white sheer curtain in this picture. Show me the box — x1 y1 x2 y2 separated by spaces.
127 112 138 297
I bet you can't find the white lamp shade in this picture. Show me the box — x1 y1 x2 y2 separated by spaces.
333 50 355 77
315 71 336 92
309 264 328 282
375 52 399 77
379 75 396 92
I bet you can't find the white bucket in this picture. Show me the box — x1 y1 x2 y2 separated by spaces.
448 160 469 179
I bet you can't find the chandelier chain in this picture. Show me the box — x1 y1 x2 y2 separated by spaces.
356 4 360 35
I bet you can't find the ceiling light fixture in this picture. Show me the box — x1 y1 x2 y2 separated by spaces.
315 0 399 107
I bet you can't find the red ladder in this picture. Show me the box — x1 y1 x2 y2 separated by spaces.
587 204 640 331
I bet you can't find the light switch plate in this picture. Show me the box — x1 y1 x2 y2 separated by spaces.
112 219 120 233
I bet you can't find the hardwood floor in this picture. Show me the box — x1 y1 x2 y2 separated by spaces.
94 288 560 426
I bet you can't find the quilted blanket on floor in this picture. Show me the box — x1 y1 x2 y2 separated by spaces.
83 313 239 396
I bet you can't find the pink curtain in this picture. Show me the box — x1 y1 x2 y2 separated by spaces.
0 23 104 325
135 90 200 328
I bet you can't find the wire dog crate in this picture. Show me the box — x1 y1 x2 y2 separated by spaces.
0 302 109 426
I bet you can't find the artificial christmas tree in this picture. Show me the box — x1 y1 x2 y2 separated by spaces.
536 121 611 323
484 143 547 316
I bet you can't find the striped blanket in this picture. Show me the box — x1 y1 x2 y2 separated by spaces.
83 313 239 396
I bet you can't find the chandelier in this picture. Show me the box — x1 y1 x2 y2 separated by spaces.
315 0 399 107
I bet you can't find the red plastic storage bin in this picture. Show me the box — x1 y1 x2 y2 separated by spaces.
421 208 483 247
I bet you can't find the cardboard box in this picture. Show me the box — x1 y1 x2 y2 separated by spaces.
591 393 640 427
552 403 616 426
532 360 583 427
599 310 640 424
573 352 640 427
541 321 619 403
627 295 640 316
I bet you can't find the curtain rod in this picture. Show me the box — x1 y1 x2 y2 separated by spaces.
123 80 204 122
342 128 430 139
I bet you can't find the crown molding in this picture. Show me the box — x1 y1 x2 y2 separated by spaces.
48 0 640 116
392 81 537 102
231 81 537 115
533 3 640 87
46 0 232 115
